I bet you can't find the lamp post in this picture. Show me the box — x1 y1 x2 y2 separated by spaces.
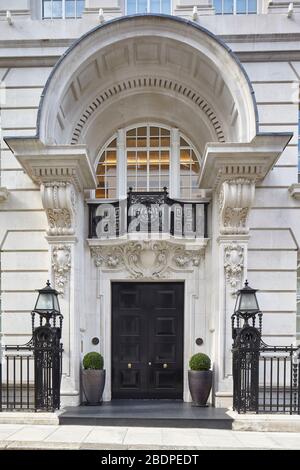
232 280 262 339
32 280 62 330
31 280 63 411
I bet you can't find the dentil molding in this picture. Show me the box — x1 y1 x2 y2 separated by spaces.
224 242 244 295
41 181 77 236
52 244 72 297
89 240 207 279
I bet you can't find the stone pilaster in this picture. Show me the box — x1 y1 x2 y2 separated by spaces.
5 139 97 407
199 135 290 407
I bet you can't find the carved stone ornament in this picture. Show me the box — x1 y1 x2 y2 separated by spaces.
41 182 76 236
224 243 244 295
219 178 255 235
52 244 72 296
90 240 206 279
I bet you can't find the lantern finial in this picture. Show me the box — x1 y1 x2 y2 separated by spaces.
245 279 248 287
46 280 51 287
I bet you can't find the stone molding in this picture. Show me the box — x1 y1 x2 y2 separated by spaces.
41 181 77 236
288 183 300 200
71 77 225 144
4 139 97 193
224 242 244 295
219 178 255 235
89 239 207 279
52 244 72 297
198 135 292 191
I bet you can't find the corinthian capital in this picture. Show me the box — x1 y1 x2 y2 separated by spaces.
219 178 255 235
41 181 77 236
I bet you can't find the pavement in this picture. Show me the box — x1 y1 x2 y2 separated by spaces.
0 424 300 449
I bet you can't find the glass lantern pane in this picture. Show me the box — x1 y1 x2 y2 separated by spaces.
36 293 54 310
53 294 60 312
239 292 259 311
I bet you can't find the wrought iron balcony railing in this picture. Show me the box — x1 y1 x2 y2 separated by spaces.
88 188 208 239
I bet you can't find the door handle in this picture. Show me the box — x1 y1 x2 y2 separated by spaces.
163 363 168 369
148 362 152 366
128 363 132 369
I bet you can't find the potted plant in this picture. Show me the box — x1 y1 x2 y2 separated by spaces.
188 353 212 406
82 352 105 405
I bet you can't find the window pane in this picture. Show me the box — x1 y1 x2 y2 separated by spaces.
248 0 257 13
223 0 233 14
236 0 246 13
214 0 222 14
53 0 63 18
66 0 76 18
127 0 136 14
76 0 85 17
150 0 160 13
162 0 171 14
137 0 147 13
43 0 52 18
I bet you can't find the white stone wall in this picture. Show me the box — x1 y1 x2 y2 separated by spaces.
243 61 299 346
0 66 52 347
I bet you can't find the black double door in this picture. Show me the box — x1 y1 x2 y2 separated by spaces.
112 282 184 399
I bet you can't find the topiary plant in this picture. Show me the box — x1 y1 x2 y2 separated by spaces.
83 352 104 370
189 353 211 371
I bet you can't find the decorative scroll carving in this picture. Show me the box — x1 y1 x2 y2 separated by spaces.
52 245 72 296
90 240 206 279
41 182 76 236
219 178 255 235
224 243 244 295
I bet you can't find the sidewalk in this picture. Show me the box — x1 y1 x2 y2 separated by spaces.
0 424 300 450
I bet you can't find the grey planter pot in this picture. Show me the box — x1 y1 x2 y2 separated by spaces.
82 369 106 405
188 370 212 406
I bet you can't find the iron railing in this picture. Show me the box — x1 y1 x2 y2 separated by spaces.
232 315 300 414
0 310 63 412
88 188 208 239
0 346 34 411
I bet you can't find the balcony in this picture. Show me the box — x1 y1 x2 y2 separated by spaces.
88 188 208 240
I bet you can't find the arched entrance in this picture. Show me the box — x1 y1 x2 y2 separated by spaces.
5 15 290 407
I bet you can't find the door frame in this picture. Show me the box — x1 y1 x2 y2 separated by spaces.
111 281 184 399
93 258 207 402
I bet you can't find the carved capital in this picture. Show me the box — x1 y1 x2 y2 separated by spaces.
224 243 244 295
52 244 72 296
219 178 255 235
90 240 206 279
41 181 77 236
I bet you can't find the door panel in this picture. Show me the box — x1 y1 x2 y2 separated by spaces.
112 282 184 399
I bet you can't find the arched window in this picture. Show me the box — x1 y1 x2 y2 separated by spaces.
95 125 200 199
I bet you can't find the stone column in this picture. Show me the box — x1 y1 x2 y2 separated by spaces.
5 140 97 407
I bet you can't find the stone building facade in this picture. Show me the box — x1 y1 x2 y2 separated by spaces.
0 0 300 408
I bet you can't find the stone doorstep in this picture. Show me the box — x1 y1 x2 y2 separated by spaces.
227 410 300 433
0 411 61 425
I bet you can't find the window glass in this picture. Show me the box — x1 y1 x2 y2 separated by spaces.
248 0 257 13
137 0 147 13
66 0 75 17
236 0 246 13
126 0 171 14
127 0 136 14
43 0 52 17
150 0 160 13
53 0 63 17
162 0 171 14
213 0 256 14
223 0 233 14
42 0 84 19
214 0 222 14
96 126 200 199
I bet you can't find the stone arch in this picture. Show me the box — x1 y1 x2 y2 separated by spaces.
36 15 258 163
